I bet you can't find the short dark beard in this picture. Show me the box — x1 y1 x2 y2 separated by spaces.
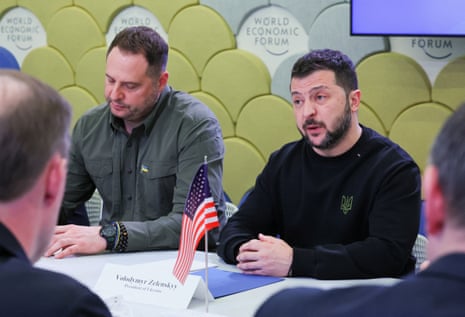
303 99 352 150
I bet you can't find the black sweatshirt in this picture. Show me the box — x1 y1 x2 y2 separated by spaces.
217 126 421 279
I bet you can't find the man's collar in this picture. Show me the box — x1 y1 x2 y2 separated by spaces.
0 222 30 264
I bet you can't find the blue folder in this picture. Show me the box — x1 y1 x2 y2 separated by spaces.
191 267 284 298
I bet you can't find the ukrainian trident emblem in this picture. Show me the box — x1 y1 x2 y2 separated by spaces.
340 195 353 215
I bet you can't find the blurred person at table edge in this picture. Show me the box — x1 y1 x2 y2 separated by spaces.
217 49 421 279
256 101 465 317
0 69 111 316
46 26 225 258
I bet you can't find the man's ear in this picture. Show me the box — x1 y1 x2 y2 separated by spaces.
349 89 361 112
423 165 446 236
157 71 169 92
43 154 67 207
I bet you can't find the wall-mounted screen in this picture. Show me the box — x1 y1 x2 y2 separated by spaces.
351 0 465 37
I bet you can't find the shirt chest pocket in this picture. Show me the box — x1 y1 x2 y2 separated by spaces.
139 161 177 215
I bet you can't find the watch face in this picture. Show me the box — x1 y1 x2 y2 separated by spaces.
101 225 116 237
101 224 117 251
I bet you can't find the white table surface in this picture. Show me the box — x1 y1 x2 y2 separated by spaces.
35 251 399 317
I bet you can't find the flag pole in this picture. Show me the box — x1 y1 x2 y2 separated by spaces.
203 156 210 312
204 224 209 312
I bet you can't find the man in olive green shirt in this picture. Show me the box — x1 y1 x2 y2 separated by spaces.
45 26 225 257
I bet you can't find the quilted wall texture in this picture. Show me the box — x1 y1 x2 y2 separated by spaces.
1 1 464 204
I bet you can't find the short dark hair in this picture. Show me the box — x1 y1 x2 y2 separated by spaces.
108 26 168 79
430 102 465 226
0 70 71 201
291 49 358 95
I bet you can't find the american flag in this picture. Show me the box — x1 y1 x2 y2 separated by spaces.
173 162 220 284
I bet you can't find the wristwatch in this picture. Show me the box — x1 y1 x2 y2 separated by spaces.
99 223 117 251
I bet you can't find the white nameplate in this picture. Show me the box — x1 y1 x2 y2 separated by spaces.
94 260 214 309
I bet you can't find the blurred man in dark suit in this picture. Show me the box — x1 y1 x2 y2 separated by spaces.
0 70 111 316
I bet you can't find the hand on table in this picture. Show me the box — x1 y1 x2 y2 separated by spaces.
236 233 293 277
45 225 106 259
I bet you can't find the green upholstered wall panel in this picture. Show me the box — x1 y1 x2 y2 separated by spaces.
0 1 15 14
74 0 130 32
18 0 72 27
223 138 265 204
135 0 197 31
236 95 300 159
47 7 104 69
169 5 235 75
433 56 465 111
167 49 200 93
192 91 235 138
358 101 387 136
389 103 452 173
202 49 271 122
21 46 74 91
75 47 106 104
60 86 99 128
357 52 431 133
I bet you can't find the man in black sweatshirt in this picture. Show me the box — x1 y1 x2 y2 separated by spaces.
217 49 421 279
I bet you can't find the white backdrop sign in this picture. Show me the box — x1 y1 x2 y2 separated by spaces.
237 6 308 77
0 7 46 65
106 6 168 46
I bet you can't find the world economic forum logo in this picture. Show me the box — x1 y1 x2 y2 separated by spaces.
237 6 308 77
0 7 46 64
410 38 453 60
390 36 465 83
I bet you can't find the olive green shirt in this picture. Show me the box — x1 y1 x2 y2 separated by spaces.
61 86 225 251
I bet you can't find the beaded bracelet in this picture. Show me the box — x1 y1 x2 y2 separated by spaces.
114 221 128 252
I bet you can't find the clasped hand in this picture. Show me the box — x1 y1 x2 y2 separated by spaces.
45 225 106 259
236 233 293 277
